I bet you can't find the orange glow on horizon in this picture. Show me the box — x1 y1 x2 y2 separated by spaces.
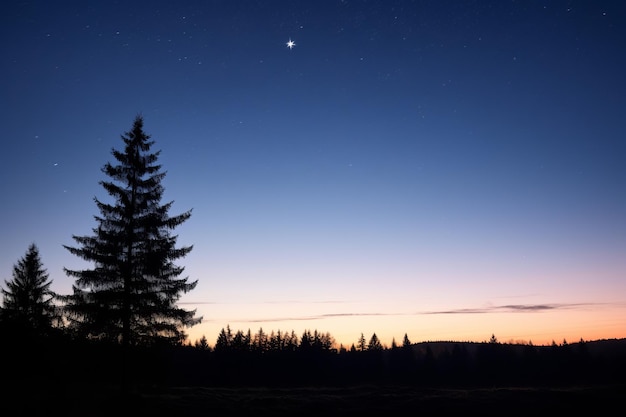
184 303 626 348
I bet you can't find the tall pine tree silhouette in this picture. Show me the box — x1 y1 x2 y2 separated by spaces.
63 115 200 348
1 243 58 338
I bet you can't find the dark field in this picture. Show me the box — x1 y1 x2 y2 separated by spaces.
7 383 624 416
4 338 625 415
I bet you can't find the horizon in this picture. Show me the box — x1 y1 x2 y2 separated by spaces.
2 1 625 350
183 320 626 350
179 298 625 348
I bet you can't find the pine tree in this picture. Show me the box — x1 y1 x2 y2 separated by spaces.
1 243 58 337
63 115 200 347
194 335 210 351
253 327 267 352
357 333 367 351
300 329 312 351
367 333 383 351
215 326 233 352
402 333 411 348
232 329 251 352
285 330 298 351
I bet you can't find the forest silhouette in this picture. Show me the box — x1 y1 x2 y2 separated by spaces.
1 116 624 415
1 320 625 415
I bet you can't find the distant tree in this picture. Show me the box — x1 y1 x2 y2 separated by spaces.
312 330 324 350
1 243 59 337
269 329 294 352
299 329 312 351
402 333 411 348
62 115 200 347
300 329 334 352
215 326 233 352
367 333 383 351
391 337 398 350
357 333 367 351
231 330 246 352
246 329 253 349
195 335 210 351
253 327 267 352
269 330 281 351
489 334 499 344
318 331 336 351
231 329 253 352
284 330 299 351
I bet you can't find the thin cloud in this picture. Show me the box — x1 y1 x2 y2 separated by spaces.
421 303 602 315
321 312 400 318
228 312 406 324
242 316 320 323
500 304 558 311
179 300 349 306
196 302 609 324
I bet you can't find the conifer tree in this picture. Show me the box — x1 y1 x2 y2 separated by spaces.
367 333 383 351
300 329 312 351
357 333 367 351
232 329 251 352
215 326 233 352
402 333 411 348
63 115 200 347
284 330 298 351
1 243 58 336
253 327 267 352
194 335 210 351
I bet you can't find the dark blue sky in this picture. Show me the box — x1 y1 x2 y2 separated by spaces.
2 1 625 345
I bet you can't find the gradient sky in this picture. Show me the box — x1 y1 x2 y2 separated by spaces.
2 1 625 348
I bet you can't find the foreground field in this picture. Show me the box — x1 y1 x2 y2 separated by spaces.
8 384 624 416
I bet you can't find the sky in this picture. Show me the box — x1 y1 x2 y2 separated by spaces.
1 0 625 348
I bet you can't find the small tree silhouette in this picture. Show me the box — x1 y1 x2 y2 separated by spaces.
368 333 383 351
195 335 210 351
1 243 59 337
215 326 233 352
356 333 367 351
402 333 412 348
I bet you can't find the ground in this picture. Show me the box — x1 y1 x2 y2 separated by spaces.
5 383 623 416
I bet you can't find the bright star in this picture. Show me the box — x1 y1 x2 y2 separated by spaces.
286 38 296 50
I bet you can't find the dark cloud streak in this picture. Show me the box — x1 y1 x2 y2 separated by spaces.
420 303 602 315
208 302 606 324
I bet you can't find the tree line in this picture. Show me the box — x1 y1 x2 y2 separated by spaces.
171 328 626 388
203 325 402 354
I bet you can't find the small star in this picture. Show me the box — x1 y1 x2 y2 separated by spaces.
286 38 296 50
